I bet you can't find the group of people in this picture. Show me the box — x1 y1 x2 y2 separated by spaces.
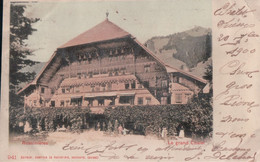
95 120 129 136
161 127 185 139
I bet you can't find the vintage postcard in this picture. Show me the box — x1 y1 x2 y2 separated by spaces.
1 0 260 161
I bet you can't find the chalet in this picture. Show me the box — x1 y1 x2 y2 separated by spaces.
18 17 207 113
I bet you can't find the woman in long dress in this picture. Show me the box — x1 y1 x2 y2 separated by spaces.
179 127 185 138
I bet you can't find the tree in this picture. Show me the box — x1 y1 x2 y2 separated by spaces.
203 64 213 95
9 4 39 133
9 4 39 106
186 95 213 139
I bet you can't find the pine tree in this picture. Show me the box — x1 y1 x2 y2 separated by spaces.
9 4 39 107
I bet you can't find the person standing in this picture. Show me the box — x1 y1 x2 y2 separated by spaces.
179 126 185 138
118 125 123 135
161 127 167 140
123 127 129 136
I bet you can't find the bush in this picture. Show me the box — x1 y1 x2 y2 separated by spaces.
104 95 212 139
9 107 91 133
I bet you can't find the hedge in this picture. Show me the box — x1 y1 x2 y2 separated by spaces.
104 95 213 138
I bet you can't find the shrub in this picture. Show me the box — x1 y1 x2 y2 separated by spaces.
104 95 212 139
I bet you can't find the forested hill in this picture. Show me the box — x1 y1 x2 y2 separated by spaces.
145 26 212 78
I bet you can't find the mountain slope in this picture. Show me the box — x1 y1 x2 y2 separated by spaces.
145 26 212 78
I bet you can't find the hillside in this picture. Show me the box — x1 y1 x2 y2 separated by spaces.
20 62 46 75
19 62 46 89
145 26 212 78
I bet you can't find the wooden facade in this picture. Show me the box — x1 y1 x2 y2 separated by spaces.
18 19 207 112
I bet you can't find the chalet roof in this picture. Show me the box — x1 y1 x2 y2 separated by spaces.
59 19 131 48
18 19 207 95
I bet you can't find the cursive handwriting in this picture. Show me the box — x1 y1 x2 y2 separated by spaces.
217 18 255 29
220 115 249 123
219 60 259 78
214 2 255 17
226 47 256 57
204 151 256 162
220 94 258 112
219 31 259 46
215 81 252 100
215 133 246 144
63 140 137 156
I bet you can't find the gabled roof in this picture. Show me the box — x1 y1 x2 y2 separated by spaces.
18 19 207 95
59 19 131 48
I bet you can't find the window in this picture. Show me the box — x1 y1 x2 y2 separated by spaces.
91 86 95 92
89 72 93 78
161 80 168 88
175 94 182 103
77 73 81 79
125 83 129 89
144 65 150 72
51 89 55 94
62 88 65 93
41 87 45 93
146 97 151 105
60 100 64 107
185 93 191 102
51 101 55 107
88 58 92 64
98 99 104 106
121 68 126 75
83 73 87 78
101 84 106 91
138 97 143 105
119 96 134 105
131 81 136 89
109 71 113 76
107 83 112 90
88 100 93 106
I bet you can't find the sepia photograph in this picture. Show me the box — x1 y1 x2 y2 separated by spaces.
7 0 215 160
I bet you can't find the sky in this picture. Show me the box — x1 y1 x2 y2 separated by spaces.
22 0 211 62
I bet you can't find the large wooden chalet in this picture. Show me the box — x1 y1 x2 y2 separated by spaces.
18 18 207 113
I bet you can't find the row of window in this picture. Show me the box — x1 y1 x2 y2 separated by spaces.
50 96 152 107
138 97 151 105
41 79 168 95
60 82 136 94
